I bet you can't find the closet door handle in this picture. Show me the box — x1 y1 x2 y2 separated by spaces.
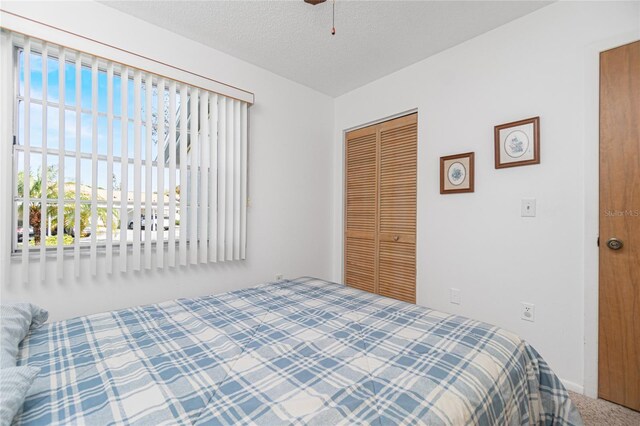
393 235 400 242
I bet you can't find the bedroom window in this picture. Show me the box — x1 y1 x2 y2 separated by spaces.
7 33 249 282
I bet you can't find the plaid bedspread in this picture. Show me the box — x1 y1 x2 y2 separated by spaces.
16 277 582 425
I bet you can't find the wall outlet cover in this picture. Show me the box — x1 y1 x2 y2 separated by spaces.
521 302 535 322
450 288 461 305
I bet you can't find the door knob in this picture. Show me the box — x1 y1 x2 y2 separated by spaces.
393 235 400 242
606 238 624 250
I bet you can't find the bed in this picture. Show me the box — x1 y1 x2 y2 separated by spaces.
15 277 582 425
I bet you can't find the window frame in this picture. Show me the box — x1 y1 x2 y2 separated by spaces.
10 45 188 256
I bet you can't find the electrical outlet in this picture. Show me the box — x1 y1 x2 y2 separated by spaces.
521 303 535 322
275 274 284 281
450 288 461 305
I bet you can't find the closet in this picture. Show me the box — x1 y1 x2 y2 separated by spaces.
344 113 417 303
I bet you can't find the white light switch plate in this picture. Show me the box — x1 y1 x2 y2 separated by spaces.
521 199 536 217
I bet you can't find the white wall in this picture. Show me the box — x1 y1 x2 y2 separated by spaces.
0 1 335 321
331 1 639 393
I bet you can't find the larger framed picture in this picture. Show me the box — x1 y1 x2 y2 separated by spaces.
494 116 540 168
440 152 474 194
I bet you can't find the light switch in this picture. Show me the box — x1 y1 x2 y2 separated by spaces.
521 199 536 217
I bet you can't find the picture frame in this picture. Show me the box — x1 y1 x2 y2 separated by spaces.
494 116 540 169
440 152 474 194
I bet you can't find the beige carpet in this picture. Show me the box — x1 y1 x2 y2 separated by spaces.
569 391 640 426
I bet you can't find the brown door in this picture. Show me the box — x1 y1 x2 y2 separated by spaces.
598 40 640 411
345 113 417 303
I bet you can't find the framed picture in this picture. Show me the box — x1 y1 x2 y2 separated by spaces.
440 152 474 194
494 116 540 168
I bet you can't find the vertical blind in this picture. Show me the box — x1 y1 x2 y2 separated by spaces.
10 33 249 283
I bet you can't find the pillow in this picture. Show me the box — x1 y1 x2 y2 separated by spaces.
0 366 39 426
0 303 48 368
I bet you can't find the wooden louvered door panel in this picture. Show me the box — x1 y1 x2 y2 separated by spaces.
344 126 378 294
378 114 417 303
345 113 417 303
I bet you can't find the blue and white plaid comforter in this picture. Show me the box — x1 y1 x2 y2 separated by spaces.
16 277 582 425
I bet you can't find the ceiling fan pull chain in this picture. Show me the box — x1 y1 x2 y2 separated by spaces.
303 0 336 35
332 0 336 35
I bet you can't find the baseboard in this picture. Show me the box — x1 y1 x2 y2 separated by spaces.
561 378 585 394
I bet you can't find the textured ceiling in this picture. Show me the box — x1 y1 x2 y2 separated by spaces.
100 0 551 97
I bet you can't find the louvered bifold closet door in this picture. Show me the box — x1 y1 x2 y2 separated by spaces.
345 125 378 294
377 114 417 303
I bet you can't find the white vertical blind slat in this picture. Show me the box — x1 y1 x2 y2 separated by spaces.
217 97 226 261
1 32 11 289
90 57 99 276
73 52 81 278
233 101 241 260
168 82 177 268
133 70 142 271
39 43 48 280
240 102 248 259
56 47 65 280
119 67 129 273
106 62 114 274
179 84 188 266
144 73 153 270
199 91 209 263
157 79 165 269
208 94 218 262
21 39 30 284
189 89 199 265
225 99 234 261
